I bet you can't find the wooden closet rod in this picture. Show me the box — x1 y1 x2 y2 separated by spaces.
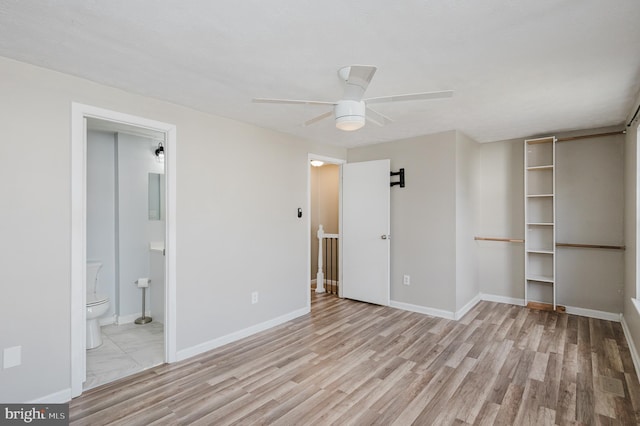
474 237 625 250
474 237 524 243
556 130 625 142
556 242 625 250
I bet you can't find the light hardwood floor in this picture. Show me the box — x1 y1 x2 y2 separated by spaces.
70 294 640 425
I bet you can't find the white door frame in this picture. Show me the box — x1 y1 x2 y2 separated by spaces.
307 154 346 309
70 103 177 397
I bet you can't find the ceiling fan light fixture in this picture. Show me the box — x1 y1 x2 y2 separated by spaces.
336 116 365 131
335 100 365 131
253 65 453 131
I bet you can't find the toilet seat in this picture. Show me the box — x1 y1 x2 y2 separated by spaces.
87 293 109 306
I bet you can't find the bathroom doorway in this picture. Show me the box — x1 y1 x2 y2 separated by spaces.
84 119 165 389
71 104 177 397
308 154 344 308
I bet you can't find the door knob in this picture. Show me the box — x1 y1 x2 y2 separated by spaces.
381 234 390 240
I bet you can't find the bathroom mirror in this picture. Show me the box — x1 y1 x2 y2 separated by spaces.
148 173 163 220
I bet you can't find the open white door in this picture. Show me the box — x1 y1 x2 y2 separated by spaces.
342 159 390 306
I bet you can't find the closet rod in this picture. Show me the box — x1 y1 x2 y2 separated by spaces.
474 237 524 243
556 242 625 250
556 130 625 143
474 237 626 251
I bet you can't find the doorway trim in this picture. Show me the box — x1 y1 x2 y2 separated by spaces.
307 154 346 310
71 103 177 397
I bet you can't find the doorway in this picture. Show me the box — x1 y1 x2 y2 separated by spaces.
84 119 165 389
308 157 391 309
70 103 177 397
308 155 345 308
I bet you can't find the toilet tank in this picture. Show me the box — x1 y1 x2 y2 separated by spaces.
86 261 103 294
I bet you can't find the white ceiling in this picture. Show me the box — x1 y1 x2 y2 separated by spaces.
1 1 639 147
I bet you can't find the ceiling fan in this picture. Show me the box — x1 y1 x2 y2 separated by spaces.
253 65 453 131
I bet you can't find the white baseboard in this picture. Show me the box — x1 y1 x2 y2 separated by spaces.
479 293 621 322
176 306 310 362
480 293 525 306
29 388 72 403
116 311 151 325
389 293 481 321
391 293 622 325
99 314 116 327
620 315 640 383
390 300 455 320
455 293 482 320
564 306 621 322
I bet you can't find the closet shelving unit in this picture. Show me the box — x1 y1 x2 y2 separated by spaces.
524 136 557 310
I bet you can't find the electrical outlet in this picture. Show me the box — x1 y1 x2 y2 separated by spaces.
251 291 259 304
403 275 410 286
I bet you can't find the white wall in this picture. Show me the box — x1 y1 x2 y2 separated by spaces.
116 133 164 320
87 130 165 323
87 131 117 320
149 250 165 325
0 56 346 402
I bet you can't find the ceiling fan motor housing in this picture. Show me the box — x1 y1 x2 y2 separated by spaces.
335 100 365 131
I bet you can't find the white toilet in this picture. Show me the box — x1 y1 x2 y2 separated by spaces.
86 261 110 349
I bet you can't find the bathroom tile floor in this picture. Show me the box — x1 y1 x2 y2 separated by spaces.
84 322 164 390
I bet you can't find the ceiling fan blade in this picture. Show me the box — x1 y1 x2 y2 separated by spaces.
365 106 393 127
253 98 335 106
341 65 377 101
365 90 454 105
304 111 333 127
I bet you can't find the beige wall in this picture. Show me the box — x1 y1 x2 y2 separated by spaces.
310 164 339 280
476 139 525 299
555 134 625 312
347 131 481 314
348 131 461 313
0 56 346 402
455 132 480 311
477 131 625 314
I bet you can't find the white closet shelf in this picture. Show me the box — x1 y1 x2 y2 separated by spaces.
526 275 555 283
524 135 556 309
526 249 554 254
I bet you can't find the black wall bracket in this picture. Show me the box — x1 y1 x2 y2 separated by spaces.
390 168 405 188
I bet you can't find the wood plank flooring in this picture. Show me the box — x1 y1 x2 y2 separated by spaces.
70 294 640 425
